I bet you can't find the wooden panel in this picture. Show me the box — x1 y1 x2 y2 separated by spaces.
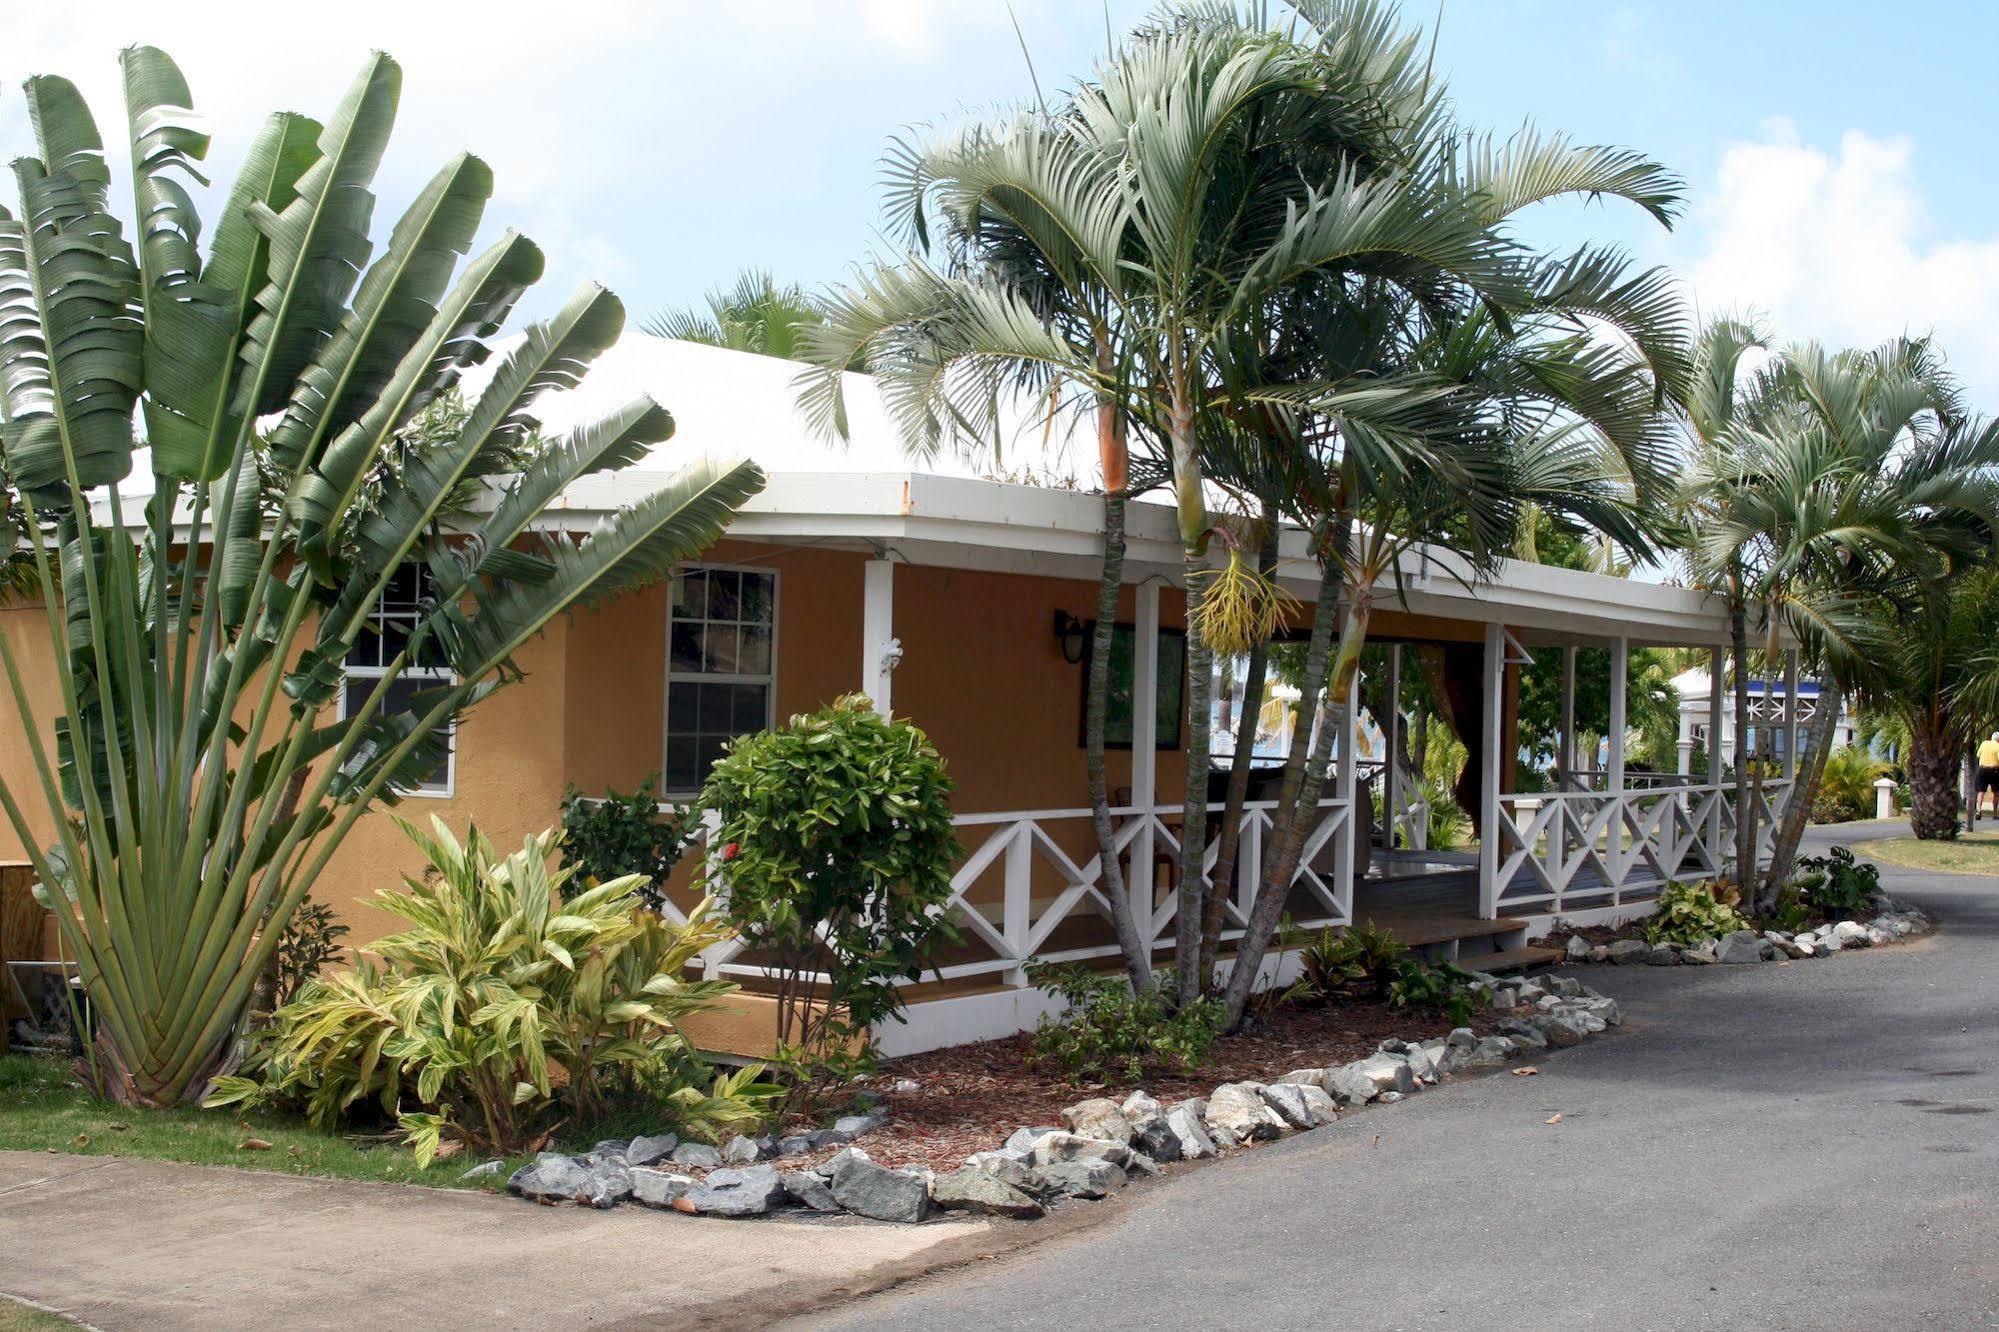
0 862 45 964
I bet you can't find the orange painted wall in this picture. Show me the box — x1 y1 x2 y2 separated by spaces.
0 603 61 865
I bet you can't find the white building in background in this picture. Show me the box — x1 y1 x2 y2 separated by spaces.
1670 668 1858 773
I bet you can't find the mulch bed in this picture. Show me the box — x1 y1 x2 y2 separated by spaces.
782 998 1502 1173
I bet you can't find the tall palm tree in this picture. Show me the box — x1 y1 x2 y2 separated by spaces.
644 270 861 367
0 51 761 1106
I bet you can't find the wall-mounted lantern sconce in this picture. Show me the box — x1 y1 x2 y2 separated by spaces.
1053 610 1088 664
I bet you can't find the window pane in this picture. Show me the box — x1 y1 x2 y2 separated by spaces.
697 735 729 782
697 682 734 732
706 568 740 621
670 622 705 673
665 735 700 791
737 624 771 675
378 615 411 662
347 630 381 670
668 681 699 732
704 623 739 674
740 572 774 624
733 683 767 733
673 570 706 620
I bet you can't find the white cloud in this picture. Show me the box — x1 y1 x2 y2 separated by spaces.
1673 120 1999 400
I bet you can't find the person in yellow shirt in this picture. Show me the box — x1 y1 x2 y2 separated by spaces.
1978 731 1999 814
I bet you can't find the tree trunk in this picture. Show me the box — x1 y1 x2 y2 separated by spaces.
1907 722 1963 840
1084 491 1154 993
1176 544 1217 1007
1201 516 1280 988
1765 681 1843 886
1730 595 1756 891
1223 563 1359 1028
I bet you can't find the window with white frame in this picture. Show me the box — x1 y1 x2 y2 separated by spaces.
666 565 776 793
342 563 455 797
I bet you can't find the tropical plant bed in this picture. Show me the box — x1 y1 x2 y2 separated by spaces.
500 973 1621 1223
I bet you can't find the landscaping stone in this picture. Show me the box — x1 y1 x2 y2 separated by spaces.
1447 1026 1477 1049
1274 1068 1325 1089
1497 1019 1547 1049
1463 1036 1516 1067
1349 1052 1419 1096
1715 929 1766 964
1681 943 1716 964
805 1128 853 1150
1164 1103 1218 1159
834 1112 888 1137
459 1159 505 1181
1323 1063 1381 1106
580 1155 634 1208
1566 934 1591 962
975 1155 1056 1199
625 1133 678 1167
1120 1092 1182 1163
721 1134 762 1164
1401 1045 1440 1083
829 1153 930 1223
1030 1132 1135 1169
1608 939 1651 965
1061 1097 1135 1145
775 1134 815 1158
1032 1158 1126 1199
780 1170 840 1212
1295 1083 1340 1126
684 1165 787 1218
814 1146 871 1179
591 1139 630 1160
1378 1090 1403 1103
1588 945 1610 963
934 1165 1045 1219
1004 1126 1060 1155
508 1153 593 1204
1539 1011 1590 1048
1257 1082 1318 1130
630 1167 696 1209
671 1142 723 1169
1646 944 1680 965
1205 1083 1286 1144
1832 920 1868 947
1489 987 1519 1011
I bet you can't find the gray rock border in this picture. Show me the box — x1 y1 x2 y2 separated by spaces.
1560 896 1933 967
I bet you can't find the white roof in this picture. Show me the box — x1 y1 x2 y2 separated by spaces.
523 334 1095 484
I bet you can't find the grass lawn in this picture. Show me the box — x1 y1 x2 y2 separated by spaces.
1852 830 1999 877
0 1298 77 1332
0 1053 527 1190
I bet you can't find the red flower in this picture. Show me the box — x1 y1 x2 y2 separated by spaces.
721 841 741 861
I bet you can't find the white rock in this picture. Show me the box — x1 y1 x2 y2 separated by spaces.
1205 1083 1286 1144
1164 1103 1217 1159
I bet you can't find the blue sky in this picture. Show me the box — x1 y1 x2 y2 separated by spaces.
8 1 1999 397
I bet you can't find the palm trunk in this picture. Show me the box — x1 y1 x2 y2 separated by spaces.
1085 492 1154 993
1201 517 1280 987
1167 391 1211 1010
1730 593 1755 890
1766 680 1843 885
1222 547 1348 1028
1907 719 1962 840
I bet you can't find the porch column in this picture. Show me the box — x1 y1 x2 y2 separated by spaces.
1708 648 1726 776
1334 670 1359 920
1782 648 1799 783
1608 636 1629 884
1130 582 1160 931
860 555 896 716
1386 644 1403 849
1558 645 1577 788
1477 621 1505 918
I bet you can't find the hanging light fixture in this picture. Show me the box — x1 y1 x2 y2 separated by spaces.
1053 610 1088 664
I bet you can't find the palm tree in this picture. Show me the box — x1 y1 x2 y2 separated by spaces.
0 51 761 1106
644 270 861 367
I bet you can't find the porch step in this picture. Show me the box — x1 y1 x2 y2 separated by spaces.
1462 944 1564 975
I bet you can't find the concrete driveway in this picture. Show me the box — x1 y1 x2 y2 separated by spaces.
806 822 1999 1330
0 1151 997 1330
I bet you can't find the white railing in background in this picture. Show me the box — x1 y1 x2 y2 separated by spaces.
1491 777 1791 914
663 796 1354 987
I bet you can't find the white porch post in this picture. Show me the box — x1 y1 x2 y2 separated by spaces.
1131 582 1161 936
860 555 896 716
1478 621 1504 918
1782 648 1799 783
1558 645 1577 789
1608 635 1628 884
1708 646 1727 859
1334 669 1359 920
1386 644 1403 849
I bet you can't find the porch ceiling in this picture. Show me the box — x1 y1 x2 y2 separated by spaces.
552 469 1761 651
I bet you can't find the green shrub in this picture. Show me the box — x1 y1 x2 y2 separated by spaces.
1281 918 1409 1006
271 901 350 1009
1027 964 1225 1083
1794 846 1879 918
1643 880 1752 947
209 820 773 1165
560 776 697 909
1384 958 1486 1028
1810 747 1886 824
1421 779 1472 851
700 695 961 1097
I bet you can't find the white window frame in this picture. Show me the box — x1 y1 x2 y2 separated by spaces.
340 567 457 800
662 561 779 799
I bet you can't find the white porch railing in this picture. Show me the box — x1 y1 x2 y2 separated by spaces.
679 796 1354 988
1490 777 1792 915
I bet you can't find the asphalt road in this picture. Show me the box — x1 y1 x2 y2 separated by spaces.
811 822 1999 1331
